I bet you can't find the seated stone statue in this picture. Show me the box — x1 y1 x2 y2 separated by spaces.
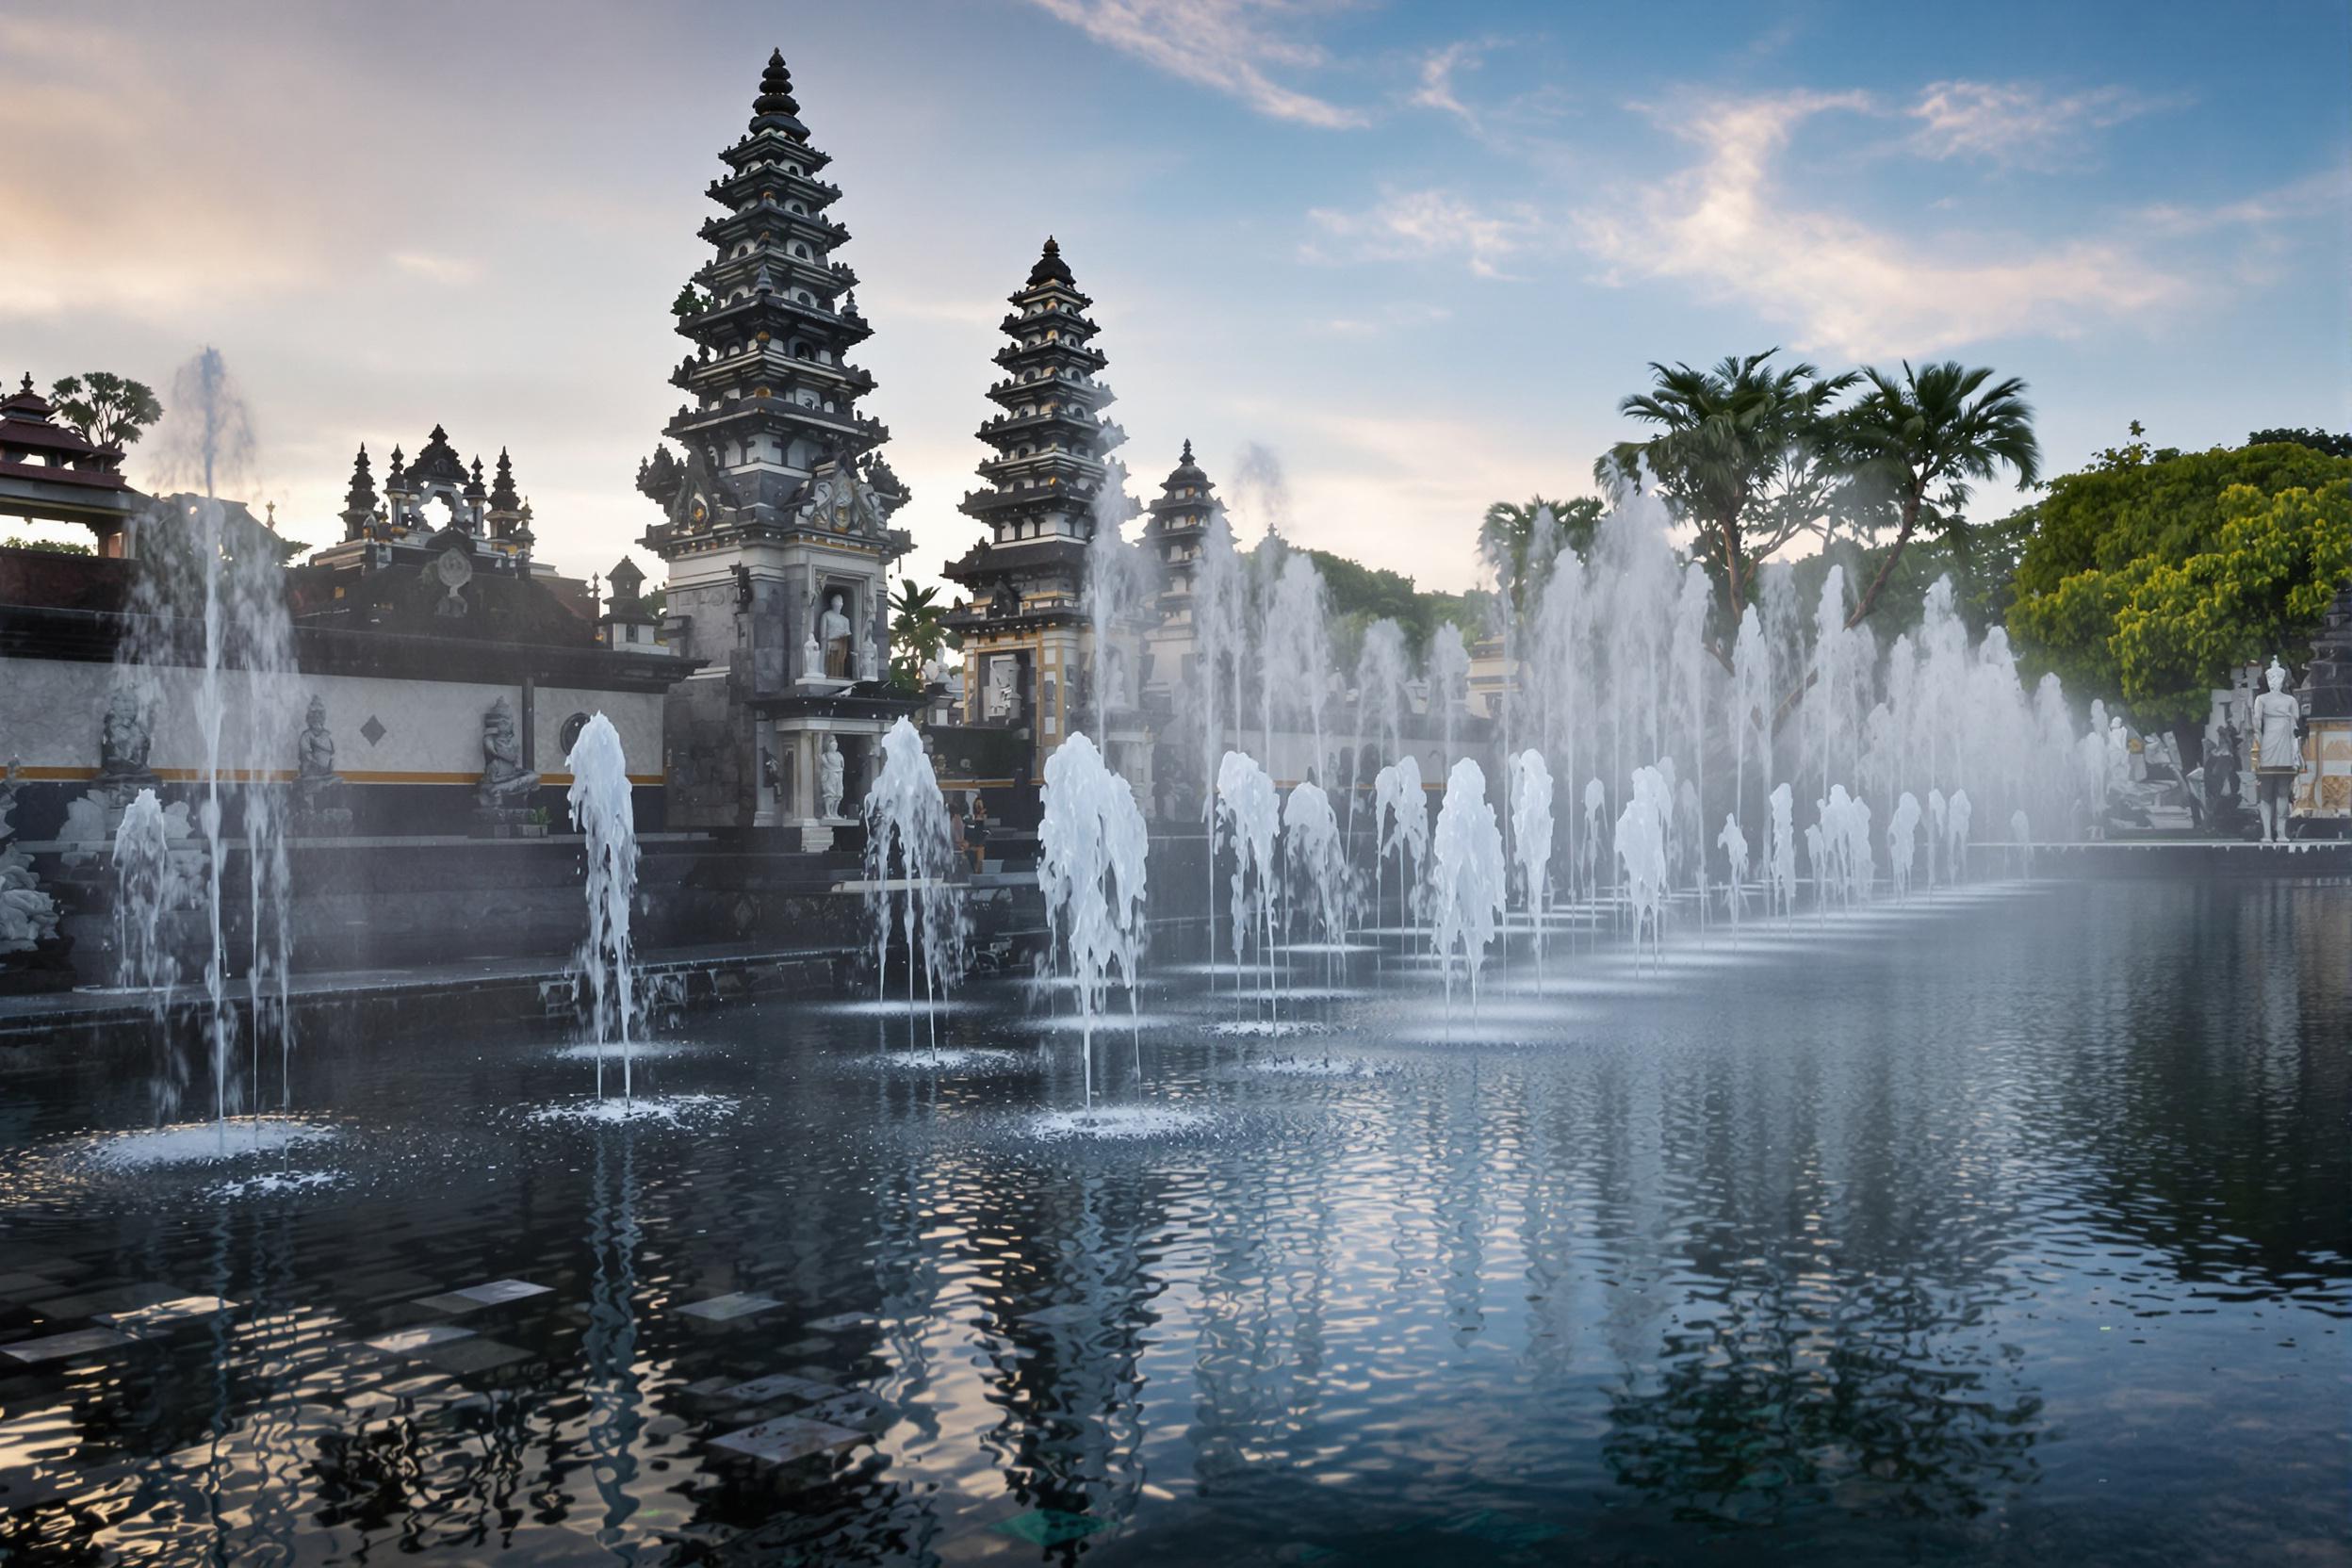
297 695 343 788
97 686 158 792
477 696 540 808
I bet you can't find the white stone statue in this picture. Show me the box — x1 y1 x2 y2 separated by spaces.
2251 657 2302 842
819 735 845 819
820 591 853 678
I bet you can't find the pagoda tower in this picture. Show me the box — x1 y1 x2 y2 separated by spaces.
941 237 1136 777
635 49 916 839
1138 439 1217 703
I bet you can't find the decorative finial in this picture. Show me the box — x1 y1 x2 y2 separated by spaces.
1181 438 1193 463
17 372 31 395
1044 236 1058 254
753 48 800 119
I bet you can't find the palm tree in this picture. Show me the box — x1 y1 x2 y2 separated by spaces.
1832 362 2038 629
888 579 955 686
1478 496 1603 614
1597 351 1855 628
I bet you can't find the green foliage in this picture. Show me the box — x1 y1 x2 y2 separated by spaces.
48 371 162 449
1479 496 1604 614
2009 440 2352 716
670 284 711 320
1828 361 2039 627
1598 350 1857 625
1 535 93 556
1290 545 1483 665
889 579 956 688
2109 482 2352 721
2246 426 2352 460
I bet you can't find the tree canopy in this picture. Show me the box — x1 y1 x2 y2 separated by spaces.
2008 440 2352 717
49 372 162 450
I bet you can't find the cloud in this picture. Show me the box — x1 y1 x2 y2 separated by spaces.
1577 90 2190 359
1409 41 1479 126
1024 0 1367 128
1304 187 1551 279
1908 79 2177 171
1309 301 1453 336
390 252 482 286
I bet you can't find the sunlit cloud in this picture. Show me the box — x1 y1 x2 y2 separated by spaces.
1024 0 1368 128
1908 78 2180 172
1577 90 2189 360
1303 187 1552 280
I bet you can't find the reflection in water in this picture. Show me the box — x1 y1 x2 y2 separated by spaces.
0 882 2344 1564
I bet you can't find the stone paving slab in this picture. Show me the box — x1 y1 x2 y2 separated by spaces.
707 1413 865 1465
717 1372 838 1406
1 1327 131 1364
101 1295 238 1331
416 1336 531 1375
366 1324 477 1356
677 1292 781 1322
415 1279 551 1314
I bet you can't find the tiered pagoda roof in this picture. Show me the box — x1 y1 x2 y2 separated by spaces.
943 237 1135 629
0 373 141 543
639 49 907 564
1142 438 1216 614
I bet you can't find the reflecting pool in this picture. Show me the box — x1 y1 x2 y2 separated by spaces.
1 879 2344 1564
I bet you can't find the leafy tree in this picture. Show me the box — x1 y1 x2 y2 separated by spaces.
888 579 956 688
670 284 711 320
48 372 162 450
1478 495 1604 615
2009 441 2352 711
2110 482 2352 721
2246 427 2352 460
2 535 93 556
1597 350 1856 631
1828 361 2039 629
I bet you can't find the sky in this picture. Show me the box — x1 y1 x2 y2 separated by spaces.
4 0 2346 596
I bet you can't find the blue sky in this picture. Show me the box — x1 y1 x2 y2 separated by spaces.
3 0 2344 594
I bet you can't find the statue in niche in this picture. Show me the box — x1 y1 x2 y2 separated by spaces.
97 686 158 795
988 578 1019 619
984 657 1018 721
2251 657 2304 842
477 696 540 808
821 590 854 678
819 735 845 818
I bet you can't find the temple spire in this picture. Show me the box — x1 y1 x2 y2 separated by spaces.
752 47 801 123
488 448 520 513
340 444 378 540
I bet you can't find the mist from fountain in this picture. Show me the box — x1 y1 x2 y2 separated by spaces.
113 789 177 1008
861 716 967 1048
1889 792 1922 897
1373 754 1427 939
1429 758 1503 1015
1216 749 1280 1015
1037 733 1150 1108
1718 813 1749 925
567 715 640 1102
1616 766 1669 956
1509 749 1553 971
1281 779 1344 965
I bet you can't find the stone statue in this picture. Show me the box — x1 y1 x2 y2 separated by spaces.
802 626 823 682
989 578 1019 620
98 686 157 792
858 634 880 684
297 694 342 786
821 591 853 678
477 696 540 808
984 657 1017 720
2251 657 2303 842
0 760 61 956
819 735 845 818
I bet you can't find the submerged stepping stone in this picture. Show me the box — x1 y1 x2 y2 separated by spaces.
101 1296 237 1331
417 1337 531 1375
365 1324 476 1356
773 1336 832 1357
804 1312 874 1332
1019 1303 1095 1327
414 1279 551 1315
0 1271 60 1299
719 1373 837 1406
993 1510 1109 1547
708 1413 865 1465
1 1327 130 1365
678 1292 781 1322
